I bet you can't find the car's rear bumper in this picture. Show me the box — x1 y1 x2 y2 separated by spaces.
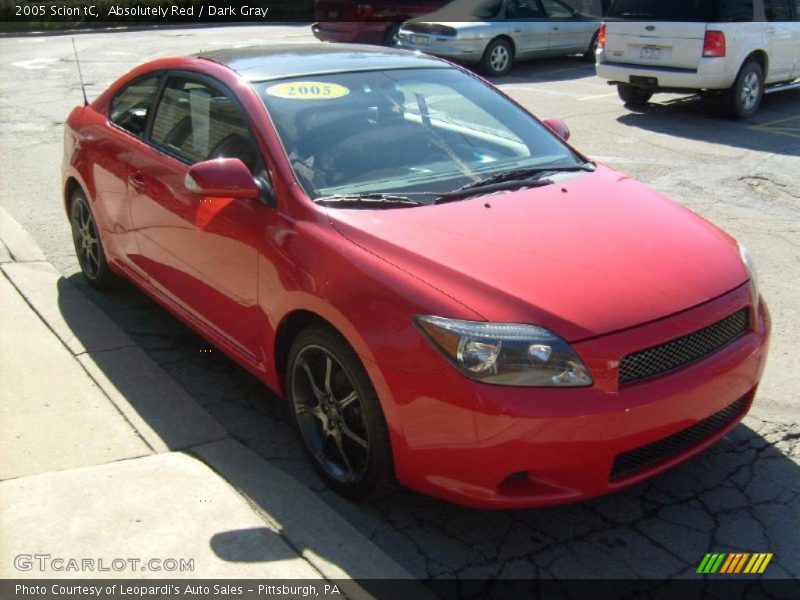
367 284 769 508
312 22 388 45
397 35 484 62
596 56 734 91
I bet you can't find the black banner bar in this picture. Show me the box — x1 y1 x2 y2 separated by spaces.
2 579 800 600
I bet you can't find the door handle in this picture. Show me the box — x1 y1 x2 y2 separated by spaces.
765 27 776 34
128 173 147 193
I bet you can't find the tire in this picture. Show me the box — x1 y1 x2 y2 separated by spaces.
383 24 401 47
584 32 599 61
480 38 514 77
617 83 653 107
70 189 115 289
287 326 396 500
721 60 764 119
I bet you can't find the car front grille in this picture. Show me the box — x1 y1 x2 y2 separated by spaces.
610 396 747 482
619 308 750 386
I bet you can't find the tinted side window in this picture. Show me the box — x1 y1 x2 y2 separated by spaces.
541 0 574 18
718 0 754 22
110 76 161 138
150 76 259 173
764 0 792 20
506 0 544 18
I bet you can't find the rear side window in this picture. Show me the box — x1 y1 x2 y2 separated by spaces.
110 76 161 138
150 76 260 173
541 0 574 18
764 0 792 20
608 0 754 21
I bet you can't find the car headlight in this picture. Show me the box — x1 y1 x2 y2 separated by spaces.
414 316 593 387
738 243 760 312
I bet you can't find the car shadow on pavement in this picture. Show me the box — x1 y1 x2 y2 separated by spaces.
59 273 800 585
487 56 597 84
617 90 800 158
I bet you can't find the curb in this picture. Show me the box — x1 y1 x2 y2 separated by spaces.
0 206 427 589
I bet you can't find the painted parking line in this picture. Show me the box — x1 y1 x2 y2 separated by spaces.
749 114 800 139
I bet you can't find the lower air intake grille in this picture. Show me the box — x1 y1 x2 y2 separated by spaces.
619 308 749 385
610 396 747 482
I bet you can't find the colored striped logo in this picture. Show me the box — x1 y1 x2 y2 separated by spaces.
697 553 773 574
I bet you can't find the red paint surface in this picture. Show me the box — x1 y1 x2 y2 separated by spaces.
62 55 770 507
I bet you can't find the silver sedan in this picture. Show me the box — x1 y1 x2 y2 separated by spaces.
398 0 601 76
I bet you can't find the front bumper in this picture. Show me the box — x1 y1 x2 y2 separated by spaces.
366 284 769 508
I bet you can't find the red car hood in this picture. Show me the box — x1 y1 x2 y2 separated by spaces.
327 166 747 342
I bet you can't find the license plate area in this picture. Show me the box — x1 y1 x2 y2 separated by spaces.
411 35 429 46
640 46 661 59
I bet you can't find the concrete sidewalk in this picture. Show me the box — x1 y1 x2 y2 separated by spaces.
0 207 418 591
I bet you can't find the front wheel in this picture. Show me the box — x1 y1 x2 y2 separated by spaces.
70 190 115 289
287 327 396 500
722 61 764 119
480 38 514 77
617 83 653 107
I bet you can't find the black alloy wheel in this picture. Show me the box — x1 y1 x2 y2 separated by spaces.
287 327 395 499
70 190 115 288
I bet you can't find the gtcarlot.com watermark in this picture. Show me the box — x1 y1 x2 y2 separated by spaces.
14 554 195 573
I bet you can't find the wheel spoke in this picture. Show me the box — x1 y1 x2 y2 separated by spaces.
338 391 358 410
323 356 334 396
296 402 325 423
333 431 354 478
299 360 324 401
341 422 368 449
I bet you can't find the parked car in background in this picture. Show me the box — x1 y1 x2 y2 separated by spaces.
596 0 800 118
398 0 602 76
313 0 452 45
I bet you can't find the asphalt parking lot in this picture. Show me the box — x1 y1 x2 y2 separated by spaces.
1 25 798 590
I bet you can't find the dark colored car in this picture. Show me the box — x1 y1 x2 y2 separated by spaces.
313 0 452 45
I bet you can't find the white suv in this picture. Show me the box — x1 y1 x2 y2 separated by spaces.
595 0 800 118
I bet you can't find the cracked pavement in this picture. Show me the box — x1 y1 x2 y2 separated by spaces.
0 26 798 590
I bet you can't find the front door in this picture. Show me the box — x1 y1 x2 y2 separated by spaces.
128 73 266 363
505 0 551 57
540 0 591 52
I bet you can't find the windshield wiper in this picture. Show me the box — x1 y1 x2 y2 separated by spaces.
315 193 426 208
458 163 594 192
435 163 594 204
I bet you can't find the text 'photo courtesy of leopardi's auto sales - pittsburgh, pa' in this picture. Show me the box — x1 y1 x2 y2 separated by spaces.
63 30 771 508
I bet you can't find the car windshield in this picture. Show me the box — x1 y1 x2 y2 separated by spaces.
608 0 753 22
258 67 584 204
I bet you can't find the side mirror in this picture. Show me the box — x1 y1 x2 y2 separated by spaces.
542 117 570 142
185 158 260 200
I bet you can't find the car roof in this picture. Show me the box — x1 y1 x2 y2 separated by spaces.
196 43 450 82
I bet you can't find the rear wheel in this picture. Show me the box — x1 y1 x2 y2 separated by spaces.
722 61 764 119
480 38 514 77
617 83 653 107
70 190 115 289
287 327 396 500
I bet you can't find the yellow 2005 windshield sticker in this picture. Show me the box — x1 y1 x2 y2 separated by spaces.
266 82 350 100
